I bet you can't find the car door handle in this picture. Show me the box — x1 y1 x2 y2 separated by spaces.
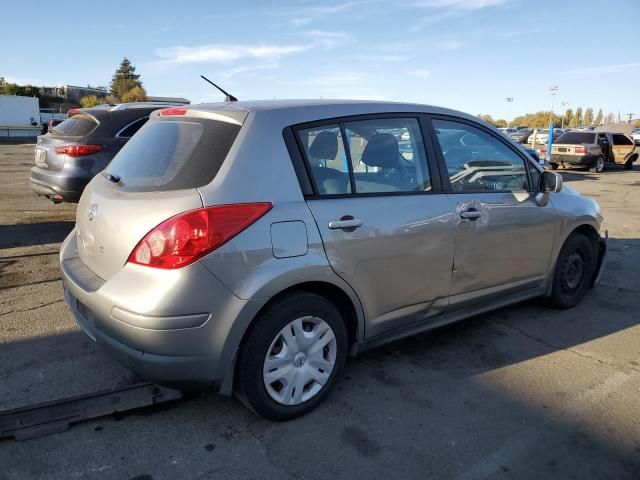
460 210 482 220
328 219 363 229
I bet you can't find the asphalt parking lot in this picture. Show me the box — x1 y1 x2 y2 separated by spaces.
1 142 639 479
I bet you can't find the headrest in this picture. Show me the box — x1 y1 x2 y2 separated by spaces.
361 133 400 168
309 131 338 160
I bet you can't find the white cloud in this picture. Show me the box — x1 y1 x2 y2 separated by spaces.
409 70 432 79
410 0 509 31
302 30 350 48
411 0 508 8
219 64 278 81
435 40 464 50
154 44 308 64
280 2 356 27
568 62 640 75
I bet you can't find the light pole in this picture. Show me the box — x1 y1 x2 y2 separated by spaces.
549 86 559 118
505 97 513 127
561 101 569 128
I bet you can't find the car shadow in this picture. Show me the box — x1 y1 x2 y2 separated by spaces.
1 238 638 478
0 221 74 249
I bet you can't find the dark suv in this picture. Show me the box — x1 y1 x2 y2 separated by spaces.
30 103 186 203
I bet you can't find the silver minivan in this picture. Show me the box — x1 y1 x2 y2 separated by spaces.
60 100 607 420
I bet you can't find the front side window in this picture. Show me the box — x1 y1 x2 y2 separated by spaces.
433 119 529 192
298 117 430 195
612 134 633 146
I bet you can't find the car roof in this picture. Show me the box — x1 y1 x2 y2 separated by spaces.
190 99 478 121
183 99 494 132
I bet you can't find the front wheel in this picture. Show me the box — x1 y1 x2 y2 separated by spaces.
590 156 605 173
237 292 348 421
624 159 634 170
547 233 597 309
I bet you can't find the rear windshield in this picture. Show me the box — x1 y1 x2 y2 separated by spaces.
105 118 241 192
556 132 596 144
50 114 98 136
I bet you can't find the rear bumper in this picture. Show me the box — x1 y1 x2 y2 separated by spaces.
59 231 266 392
550 154 596 166
29 166 89 203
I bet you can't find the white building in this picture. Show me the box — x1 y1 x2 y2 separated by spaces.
0 95 41 137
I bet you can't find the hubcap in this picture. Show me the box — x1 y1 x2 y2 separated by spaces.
597 157 603 171
562 249 585 292
263 316 337 406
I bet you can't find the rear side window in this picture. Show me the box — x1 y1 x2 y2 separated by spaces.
105 118 241 192
297 117 430 195
117 117 149 138
555 132 596 144
50 114 98 136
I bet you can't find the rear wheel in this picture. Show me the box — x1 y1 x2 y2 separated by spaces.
624 159 634 170
550 163 559 170
237 292 348 421
590 156 604 173
548 233 597 309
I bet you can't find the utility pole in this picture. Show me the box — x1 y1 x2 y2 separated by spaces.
626 113 635 123
505 97 513 127
561 101 569 128
549 86 559 118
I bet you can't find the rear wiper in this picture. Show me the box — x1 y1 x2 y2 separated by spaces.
105 173 121 184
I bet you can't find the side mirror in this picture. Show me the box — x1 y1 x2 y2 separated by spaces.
541 170 562 193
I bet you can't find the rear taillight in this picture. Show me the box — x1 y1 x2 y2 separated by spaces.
159 107 187 116
128 203 273 269
575 146 587 154
68 108 79 116
55 144 102 157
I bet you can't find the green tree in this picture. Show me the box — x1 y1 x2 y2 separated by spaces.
574 107 583 127
511 111 562 128
121 85 147 103
109 57 142 99
583 108 594 126
564 108 573 128
594 109 603 126
79 95 104 108
494 118 507 128
634 119 640 128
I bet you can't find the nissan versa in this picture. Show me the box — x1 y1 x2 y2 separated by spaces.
60 100 607 420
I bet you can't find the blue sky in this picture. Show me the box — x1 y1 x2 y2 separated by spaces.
2 0 639 120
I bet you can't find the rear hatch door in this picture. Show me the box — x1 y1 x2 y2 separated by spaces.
75 112 243 281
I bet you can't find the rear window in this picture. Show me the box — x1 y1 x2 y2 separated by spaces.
555 132 597 144
50 114 98 136
105 118 241 192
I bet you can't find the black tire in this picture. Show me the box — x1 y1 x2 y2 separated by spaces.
589 156 605 173
624 160 633 170
550 163 559 170
237 292 348 421
548 233 597 309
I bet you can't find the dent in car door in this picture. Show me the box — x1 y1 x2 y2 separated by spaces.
430 117 557 310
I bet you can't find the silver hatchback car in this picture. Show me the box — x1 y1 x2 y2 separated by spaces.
61 100 607 420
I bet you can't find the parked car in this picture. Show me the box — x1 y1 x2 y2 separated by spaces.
30 103 185 203
534 128 564 145
631 128 640 146
60 100 607 420
548 131 637 172
510 128 532 144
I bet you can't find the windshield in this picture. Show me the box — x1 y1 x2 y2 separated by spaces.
50 114 98 136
